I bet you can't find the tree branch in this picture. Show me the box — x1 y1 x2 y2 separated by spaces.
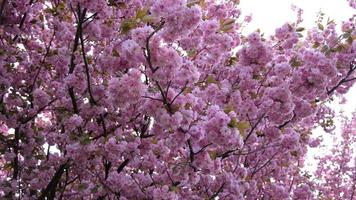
278 111 296 129
209 183 225 200
29 31 56 93
0 0 7 24
79 14 96 105
327 61 356 95
12 0 35 42
144 21 165 73
244 113 265 142
117 159 130 174
38 160 70 200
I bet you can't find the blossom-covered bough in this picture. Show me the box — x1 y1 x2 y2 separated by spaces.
0 0 355 199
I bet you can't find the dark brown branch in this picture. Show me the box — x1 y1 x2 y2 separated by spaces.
170 81 188 105
250 151 279 178
141 95 164 102
195 143 213 155
69 5 86 74
144 21 165 73
83 12 97 23
103 159 112 180
278 111 296 129
20 98 57 124
0 0 7 24
117 159 130 174
344 77 356 83
187 140 212 169
327 61 356 95
68 88 79 114
187 139 194 163
12 127 19 180
38 160 70 200
67 5 87 115
99 114 107 137
79 13 96 105
217 148 239 159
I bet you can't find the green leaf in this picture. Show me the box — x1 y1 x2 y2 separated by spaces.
112 49 120 57
227 56 238 66
79 183 88 191
183 87 192 95
290 58 303 68
312 43 320 49
79 135 91 145
220 18 235 32
236 121 250 136
120 19 137 34
187 0 205 8
296 27 305 32
208 150 217 160
317 23 324 30
187 49 197 58
141 15 157 23
227 118 250 135
170 186 180 193
224 105 234 114
342 32 351 39
136 7 149 19
206 75 219 84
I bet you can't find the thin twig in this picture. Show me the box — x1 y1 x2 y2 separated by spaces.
244 113 265 142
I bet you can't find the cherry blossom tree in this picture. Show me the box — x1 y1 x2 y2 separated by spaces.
314 113 356 200
0 0 355 199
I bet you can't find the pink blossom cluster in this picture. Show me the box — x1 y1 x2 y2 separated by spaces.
0 0 355 199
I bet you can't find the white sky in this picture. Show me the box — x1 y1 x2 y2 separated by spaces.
238 0 356 171
239 0 355 35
